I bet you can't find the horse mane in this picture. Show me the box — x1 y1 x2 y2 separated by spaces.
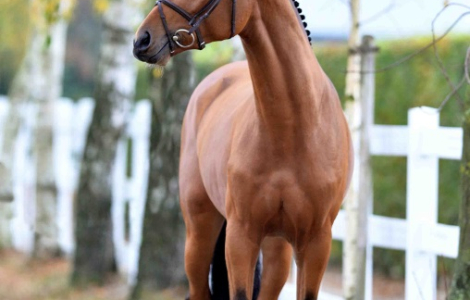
290 0 312 44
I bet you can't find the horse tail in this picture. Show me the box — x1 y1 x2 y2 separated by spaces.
211 222 262 300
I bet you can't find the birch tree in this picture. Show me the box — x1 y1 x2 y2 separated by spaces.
33 0 75 258
342 0 366 299
130 52 195 299
0 0 75 257
71 0 142 285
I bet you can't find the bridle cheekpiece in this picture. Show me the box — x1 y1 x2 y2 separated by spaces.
155 0 237 55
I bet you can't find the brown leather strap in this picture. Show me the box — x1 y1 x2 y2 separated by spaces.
154 0 236 53
187 0 222 32
158 0 213 51
230 0 236 38
157 1 176 53
161 0 192 20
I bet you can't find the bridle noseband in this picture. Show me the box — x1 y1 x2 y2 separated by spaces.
155 0 237 55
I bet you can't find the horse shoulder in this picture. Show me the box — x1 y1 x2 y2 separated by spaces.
181 61 253 216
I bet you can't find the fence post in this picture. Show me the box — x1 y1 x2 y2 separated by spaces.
405 107 439 300
54 98 75 255
0 97 13 247
127 100 151 283
344 35 377 300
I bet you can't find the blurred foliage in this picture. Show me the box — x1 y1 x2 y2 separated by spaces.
135 40 235 100
93 0 150 15
316 35 469 278
193 40 235 81
62 0 102 100
0 0 30 94
31 0 76 28
0 0 77 95
93 0 110 14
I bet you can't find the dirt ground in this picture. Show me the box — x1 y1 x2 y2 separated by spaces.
320 265 450 300
0 250 186 300
0 250 450 300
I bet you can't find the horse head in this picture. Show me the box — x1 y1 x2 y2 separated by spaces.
133 0 254 65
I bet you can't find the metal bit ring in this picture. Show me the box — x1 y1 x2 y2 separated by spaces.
172 29 196 48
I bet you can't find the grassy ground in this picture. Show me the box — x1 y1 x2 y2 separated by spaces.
0 250 185 300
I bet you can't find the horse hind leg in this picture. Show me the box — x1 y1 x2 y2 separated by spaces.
295 229 332 300
258 237 293 300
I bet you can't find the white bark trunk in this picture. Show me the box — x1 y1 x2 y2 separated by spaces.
0 9 48 249
33 18 69 258
343 0 364 299
72 0 141 283
0 39 40 202
0 0 72 255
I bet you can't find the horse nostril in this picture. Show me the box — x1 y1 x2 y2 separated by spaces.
134 31 151 52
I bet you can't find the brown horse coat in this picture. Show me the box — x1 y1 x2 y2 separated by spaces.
134 0 353 298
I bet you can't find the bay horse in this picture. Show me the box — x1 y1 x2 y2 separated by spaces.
133 0 353 298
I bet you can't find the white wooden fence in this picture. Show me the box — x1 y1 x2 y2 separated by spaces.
0 96 462 299
0 96 151 283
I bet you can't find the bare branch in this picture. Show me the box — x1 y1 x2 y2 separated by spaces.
431 4 470 106
360 0 396 26
436 46 470 112
344 3 470 74
373 9 470 73
437 75 466 112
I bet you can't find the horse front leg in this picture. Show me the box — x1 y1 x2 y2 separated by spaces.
258 237 292 300
225 219 262 300
294 228 332 300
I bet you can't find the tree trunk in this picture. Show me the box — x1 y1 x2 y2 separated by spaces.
71 0 137 286
0 21 44 249
342 0 364 299
0 0 71 256
130 52 194 299
0 3 44 202
449 107 470 299
0 61 27 203
33 15 69 259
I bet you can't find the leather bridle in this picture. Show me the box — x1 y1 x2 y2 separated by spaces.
155 0 237 55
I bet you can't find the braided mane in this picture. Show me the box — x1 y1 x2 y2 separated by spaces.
290 0 311 44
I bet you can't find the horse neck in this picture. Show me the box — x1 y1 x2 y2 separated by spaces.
239 0 327 148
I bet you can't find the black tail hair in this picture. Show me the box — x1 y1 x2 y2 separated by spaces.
211 222 261 300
